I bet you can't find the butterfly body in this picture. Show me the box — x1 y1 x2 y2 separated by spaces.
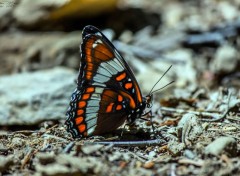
66 25 148 138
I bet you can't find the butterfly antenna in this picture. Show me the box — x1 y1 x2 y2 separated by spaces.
150 80 174 95
148 65 173 95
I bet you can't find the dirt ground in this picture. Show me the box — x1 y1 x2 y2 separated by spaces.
0 0 240 175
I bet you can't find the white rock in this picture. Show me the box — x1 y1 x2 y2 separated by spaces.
0 67 76 125
205 136 237 157
219 2 238 21
211 45 238 72
13 0 68 26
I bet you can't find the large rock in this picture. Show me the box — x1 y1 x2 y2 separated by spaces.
0 3 13 30
0 32 81 75
0 67 76 125
13 0 68 27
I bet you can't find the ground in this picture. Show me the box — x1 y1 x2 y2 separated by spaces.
0 0 240 175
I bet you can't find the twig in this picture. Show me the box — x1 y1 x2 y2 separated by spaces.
21 148 33 169
63 142 75 153
127 150 148 162
41 134 68 142
38 124 59 135
161 106 222 119
86 138 166 147
160 107 228 122
226 116 240 122
161 88 238 122
13 130 36 135
178 158 204 167
219 132 240 141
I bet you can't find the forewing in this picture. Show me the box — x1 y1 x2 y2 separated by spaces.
80 25 143 103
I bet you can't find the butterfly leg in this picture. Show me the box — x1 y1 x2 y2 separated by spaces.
120 123 130 139
120 124 125 138
140 110 156 134
141 109 151 116
148 111 156 135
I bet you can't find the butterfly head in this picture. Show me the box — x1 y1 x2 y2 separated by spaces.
145 94 153 108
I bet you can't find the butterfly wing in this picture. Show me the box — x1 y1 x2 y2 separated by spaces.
66 25 145 138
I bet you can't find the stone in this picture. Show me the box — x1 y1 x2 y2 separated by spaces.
0 32 80 75
143 161 154 169
0 155 14 172
177 113 203 145
0 67 76 125
211 45 238 73
205 136 237 157
13 0 68 27
167 140 185 156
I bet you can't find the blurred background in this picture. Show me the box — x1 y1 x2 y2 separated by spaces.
1 1 240 175
0 0 239 125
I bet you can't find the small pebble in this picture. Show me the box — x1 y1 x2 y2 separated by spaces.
81 144 103 155
205 136 237 157
211 45 238 72
0 155 14 172
167 140 185 156
184 149 196 159
135 161 142 168
143 161 154 169
148 151 156 158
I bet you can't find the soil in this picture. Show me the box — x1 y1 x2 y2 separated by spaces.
0 0 240 175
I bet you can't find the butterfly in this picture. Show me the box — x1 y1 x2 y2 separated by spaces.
65 25 153 138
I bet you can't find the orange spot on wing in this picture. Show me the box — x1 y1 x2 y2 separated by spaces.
86 87 95 93
78 124 86 133
82 94 90 100
116 72 126 81
118 95 123 102
87 63 94 71
78 101 86 108
77 109 84 115
86 72 92 79
106 103 114 113
86 55 91 63
125 83 133 89
120 91 136 109
134 82 143 103
116 105 122 110
75 116 84 125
